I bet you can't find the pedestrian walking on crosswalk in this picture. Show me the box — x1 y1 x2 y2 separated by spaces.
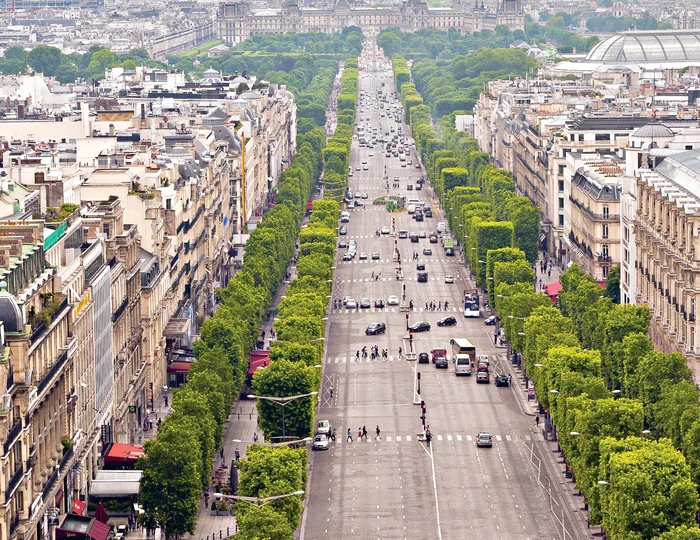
362 426 368 440
376 425 381 440
347 428 353 442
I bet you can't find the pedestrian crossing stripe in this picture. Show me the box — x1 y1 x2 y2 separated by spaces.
331 307 458 314
333 434 538 444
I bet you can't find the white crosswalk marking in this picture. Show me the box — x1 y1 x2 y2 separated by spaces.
456 435 462 441
447 435 453 441
386 436 392 442
496 435 502 442
437 435 443 441
466 435 473 441
406 435 411 442
389 355 394 361
396 436 402 442
506 435 512 441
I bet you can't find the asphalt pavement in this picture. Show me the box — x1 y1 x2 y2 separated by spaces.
300 42 590 540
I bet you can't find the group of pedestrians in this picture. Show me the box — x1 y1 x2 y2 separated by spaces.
424 300 448 310
356 345 388 359
411 252 420 261
346 425 381 442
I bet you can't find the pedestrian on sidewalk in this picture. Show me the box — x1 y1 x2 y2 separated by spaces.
220 448 224 460
536 415 540 427
508 374 512 386
376 425 381 440
253 432 259 443
235 448 240 462
347 428 353 442
164 396 168 407
362 426 368 440
332 428 336 442
330 385 334 398
398 346 402 359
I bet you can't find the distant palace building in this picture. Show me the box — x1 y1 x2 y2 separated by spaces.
216 0 524 45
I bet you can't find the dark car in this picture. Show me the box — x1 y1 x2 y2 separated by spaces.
366 322 386 335
339 239 348 248
343 253 353 261
425 209 433 218
437 316 457 327
374 299 385 309
484 315 497 326
339 226 348 235
415 213 424 222
495 375 510 387
445 248 454 256
435 356 448 368
417 272 428 282
418 352 430 364
476 372 490 384
416 262 425 271
410 233 419 243
409 321 431 332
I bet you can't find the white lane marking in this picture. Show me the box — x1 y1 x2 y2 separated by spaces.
456 435 462 441
447 435 453 441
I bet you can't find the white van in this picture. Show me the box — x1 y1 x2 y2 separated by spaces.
437 222 446 233
407 204 416 214
340 211 350 223
455 354 473 376
407 198 424 207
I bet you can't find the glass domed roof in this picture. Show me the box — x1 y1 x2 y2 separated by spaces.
585 31 700 64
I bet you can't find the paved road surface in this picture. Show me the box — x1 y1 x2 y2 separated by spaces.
301 41 582 540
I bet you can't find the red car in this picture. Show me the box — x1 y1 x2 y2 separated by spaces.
431 348 447 363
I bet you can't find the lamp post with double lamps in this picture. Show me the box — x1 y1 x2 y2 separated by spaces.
247 392 319 440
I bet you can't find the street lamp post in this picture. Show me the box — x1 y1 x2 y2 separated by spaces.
247 392 319 440
215 490 305 509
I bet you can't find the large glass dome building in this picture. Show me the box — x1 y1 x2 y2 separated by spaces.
585 30 700 65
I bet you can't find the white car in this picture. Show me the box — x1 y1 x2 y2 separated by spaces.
316 420 331 435
445 274 454 284
313 434 329 451
346 298 357 309
387 295 399 305
381 226 390 234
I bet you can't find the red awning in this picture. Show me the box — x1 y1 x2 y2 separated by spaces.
104 443 144 464
248 355 269 376
167 361 192 373
72 500 85 516
87 519 110 540
543 282 563 296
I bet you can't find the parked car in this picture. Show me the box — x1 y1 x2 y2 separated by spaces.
476 372 490 384
484 315 497 326
339 226 348 235
409 321 431 332
418 352 430 364
476 432 493 447
437 316 457 327
339 239 348 248
313 434 329 450
366 322 386 335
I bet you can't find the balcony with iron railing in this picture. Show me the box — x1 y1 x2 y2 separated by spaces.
28 295 69 346
3 418 22 455
36 349 69 397
5 462 23 504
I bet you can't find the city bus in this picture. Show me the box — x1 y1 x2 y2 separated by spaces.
463 288 480 318
450 338 476 375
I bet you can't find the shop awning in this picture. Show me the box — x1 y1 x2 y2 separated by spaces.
543 282 563 297
248 356 269 375
163 317 191 339
90 470 143 498
56 515 111 540
539 233 547 242
104 443 144 464
167 361 193 373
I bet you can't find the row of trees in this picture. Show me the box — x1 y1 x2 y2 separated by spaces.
0 45 162 83
390 53 538 281
172 27 364 80
507 266 700 539
323 57 359 201
377 21 597 60
137 61 335 538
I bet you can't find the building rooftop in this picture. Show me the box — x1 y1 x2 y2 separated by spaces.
586 30 700 65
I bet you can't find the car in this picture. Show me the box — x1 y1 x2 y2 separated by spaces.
407 184 413 190
429 235 438 243
398 230 408 239
409 321 431 332
381 226 390 234
416 262 425 271
359 252 368 260
476 432 493 447
374 299 385 308
355 193 362 199
495 375 510 387
346 192 353 199
416 184 422 190
476 371 490 384
363 165 369 170
410 233 419 243
313 434 329 451
422 248 432 255
445 248 455 256
401 162 407 167
419 231 426 238
407 159 413 165
362 193 369 199
356 166 361 171
360 298 371 308
387 295 399 305
417 271 428 282
368 152 374 157
366 322 386 335
361 160 367 165
339 226 348 235
435 356 448 368
437 316 457 327
425 209 433 218
418 352 430 364
339 239 348 248
347 201 355 209
316 420 331 435
477 360 490 373
346 298 357 309
416 163 422 168
484 315 497 326
348 170 353 177
343 253 353 261
445 274 454 284
372 252 380 260
415 213 424 222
